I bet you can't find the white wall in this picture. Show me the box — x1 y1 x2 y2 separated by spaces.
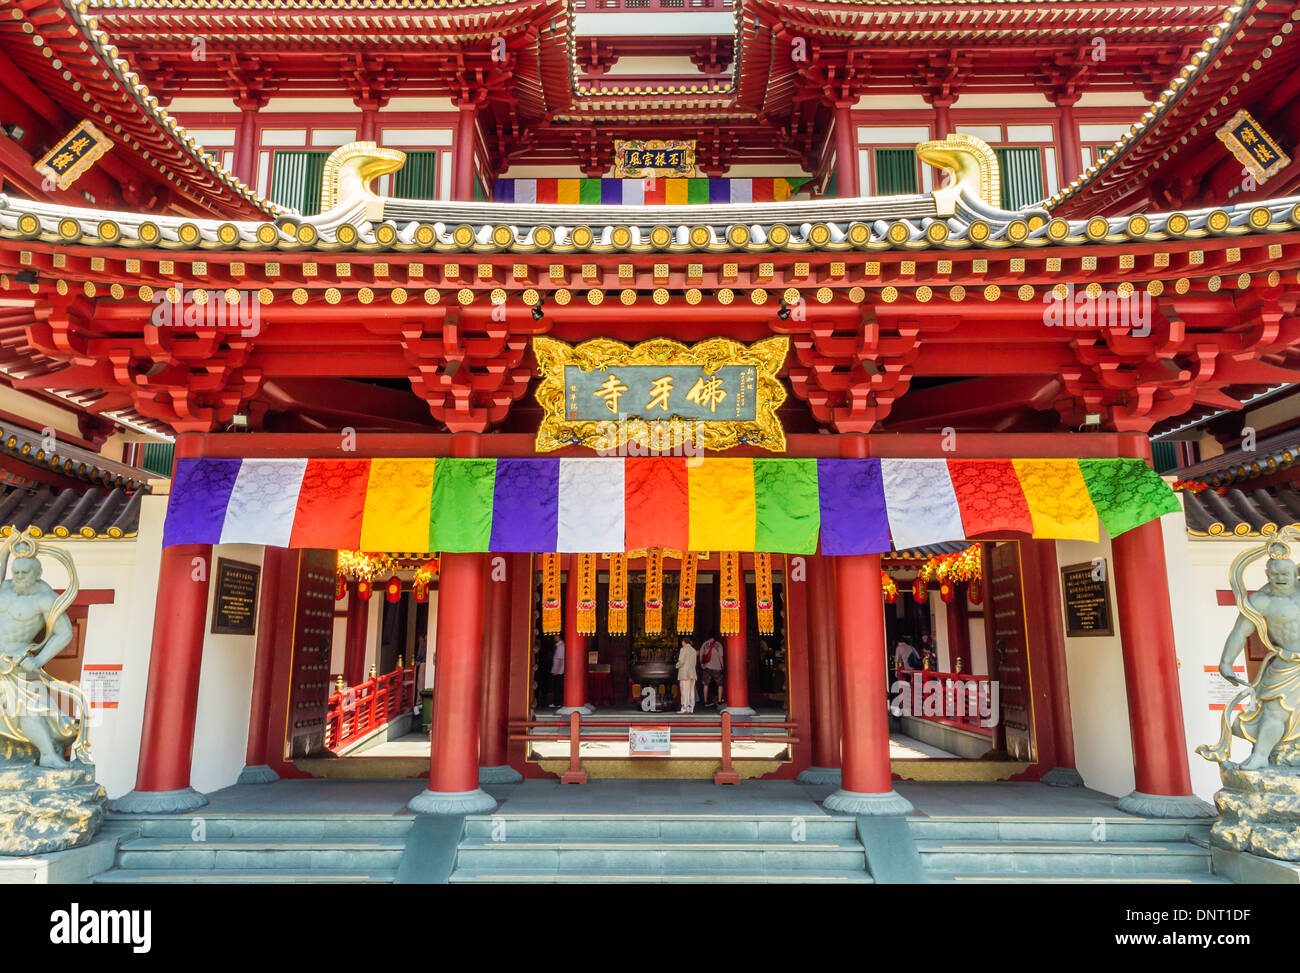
929 589 951 670
189 544 262 793
1054 533 1135 799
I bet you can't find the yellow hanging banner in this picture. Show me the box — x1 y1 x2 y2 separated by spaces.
677 553 698 634
755 553 774 636
576 553 598 636
540 553 562 634
646 548 664 635
608 553 628 636
720 552 741 636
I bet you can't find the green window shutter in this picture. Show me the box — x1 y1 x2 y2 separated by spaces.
269 150 331 215
140 441 175 478
1150 440 1180 475
994 147 1044 210
394 150 439 200
874 148 918 195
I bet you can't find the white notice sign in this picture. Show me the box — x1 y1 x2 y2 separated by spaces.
629 726 671 756
1204 665 1248 711
81 665 123 709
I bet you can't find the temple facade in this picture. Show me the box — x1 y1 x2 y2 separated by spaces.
4 0 1300 882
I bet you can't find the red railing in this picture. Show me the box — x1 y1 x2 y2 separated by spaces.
510 712 798 785
895 668 994 736
324 666 417 753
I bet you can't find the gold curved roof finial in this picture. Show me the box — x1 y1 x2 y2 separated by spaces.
916 133 1002 216
320 141 407 218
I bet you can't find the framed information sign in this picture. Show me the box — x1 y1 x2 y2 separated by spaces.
211 557 260 635
1060 560 1114 637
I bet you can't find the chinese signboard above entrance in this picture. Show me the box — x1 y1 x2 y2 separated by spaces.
1215 109 1291 185
614 139 696 178
532 336 788 454
34 120 113 191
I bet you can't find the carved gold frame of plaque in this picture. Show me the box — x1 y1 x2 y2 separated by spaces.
532 335 788 454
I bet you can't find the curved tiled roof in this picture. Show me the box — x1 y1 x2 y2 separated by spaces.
0 0 282 219
4 180 1299 255
0 482 143 540
1046 0 1300 216
1183 482 1300 536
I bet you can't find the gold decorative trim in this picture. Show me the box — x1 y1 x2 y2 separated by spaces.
532 335 788 455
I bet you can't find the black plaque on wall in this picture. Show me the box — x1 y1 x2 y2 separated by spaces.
1060 560 1114 637
211 557 260 635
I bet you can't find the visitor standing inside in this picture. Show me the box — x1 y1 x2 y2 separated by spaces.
699 632 724 707
550 635 565 707
676 636 698 714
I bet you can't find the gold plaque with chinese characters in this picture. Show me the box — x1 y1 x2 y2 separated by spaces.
532 336 788 453
1215 109 1291 185
614 139 696 179
34 120 113 191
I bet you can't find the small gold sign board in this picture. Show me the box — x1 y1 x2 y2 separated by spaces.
532 336 788 454
614 139 696 179
34 120 113 191
1215 109 1290 185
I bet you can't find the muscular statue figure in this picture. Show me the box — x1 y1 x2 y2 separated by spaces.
0 547 85 768
1200 554 1300 770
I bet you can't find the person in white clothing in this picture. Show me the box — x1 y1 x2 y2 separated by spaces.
676 637 698 714
550 636 565 707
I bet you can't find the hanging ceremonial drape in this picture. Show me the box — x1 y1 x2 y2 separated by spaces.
576 553 598 635
646 548 664 635
540 553 562 634
755 553 774 636
608 553 628 635
677 553 698 634
720 552 741 635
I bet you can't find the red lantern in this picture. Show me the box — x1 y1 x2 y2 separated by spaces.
335 574 347 601
385 575 402 603
356 579 372 601
912 578 926 603
968 576 983 606
939 581 954 603
413 577 429 603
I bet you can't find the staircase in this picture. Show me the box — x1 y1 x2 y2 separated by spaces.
448 812 873 883
92 814 412 884
910 815 1225 883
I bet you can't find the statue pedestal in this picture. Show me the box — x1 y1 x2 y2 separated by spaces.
0 741 106 857
1213 766 1300 861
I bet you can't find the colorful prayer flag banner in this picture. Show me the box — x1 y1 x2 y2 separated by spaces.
162 456 1180 554
494 177 809 205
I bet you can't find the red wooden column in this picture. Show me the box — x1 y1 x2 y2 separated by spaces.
343 581 369 686
1022 539 1082 786
823 435 912 815
233 105 258 188
479 553 522 783
833 102 860 198
112 433 211 813
452 97 480 201
559 554 593 715
1110 439 1214 817
945 592 971 673
798 551 842 784
1055 96 1082 186
723 561 755 716
408 433 496 814
237 545 291 784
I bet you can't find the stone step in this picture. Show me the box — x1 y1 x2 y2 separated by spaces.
449 867 875 884
115 814 413 841
915 839 1212 875
115 838 405 871
454 838 866 873
928 872 1232 885
93 867 397 884
908 816 1213 843
461 814 857 841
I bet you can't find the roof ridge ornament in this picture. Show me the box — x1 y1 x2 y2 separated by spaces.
319 141 407 220
917 133 1001 217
